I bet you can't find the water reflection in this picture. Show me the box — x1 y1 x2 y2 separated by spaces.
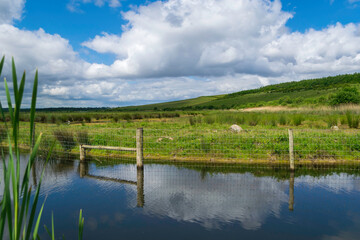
2 154 360 239
78 161 145 207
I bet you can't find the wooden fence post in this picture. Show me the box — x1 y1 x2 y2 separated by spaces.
137 167 144 207
136 128 144 168
80 145 86 162
288 129 295 171
289 172 294 211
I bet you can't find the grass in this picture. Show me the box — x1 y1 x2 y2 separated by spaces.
0 56 84 239
115 73 360 111
10 112 360 164
53 129 76 152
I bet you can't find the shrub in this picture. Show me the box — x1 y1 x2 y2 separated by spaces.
326 115 338 128
279 115 287 125
84 115 91 123
330 87 360 105
189 117 196 126
346 111 359 128
292 115 303 126
77 130 91 145
248 114 259 126
53 129 76 152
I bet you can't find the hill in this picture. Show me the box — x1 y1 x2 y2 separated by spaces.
117 73 360 111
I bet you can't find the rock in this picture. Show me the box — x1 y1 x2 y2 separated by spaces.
331 126 339 131
157 136 174 142
230 124 243 133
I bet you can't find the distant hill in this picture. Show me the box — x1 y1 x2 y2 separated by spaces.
117 73 360 111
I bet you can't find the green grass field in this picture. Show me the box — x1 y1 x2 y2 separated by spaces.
2 72 360 164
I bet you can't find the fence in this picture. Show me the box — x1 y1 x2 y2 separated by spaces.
1 124 356 169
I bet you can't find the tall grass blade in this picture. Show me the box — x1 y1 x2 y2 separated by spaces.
4 78 14 126
78 209 84 240
0 55 4 76
30 70 38 147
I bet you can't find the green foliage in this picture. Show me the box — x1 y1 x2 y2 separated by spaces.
330 87 360 105
117 73 360 111
292 115 304 126
326 115 338 128
200 139 211 153
248 114 259 126
279 115 287 125
0 56 47 240
0 125 6 143
53 129 76 152
346 111 359 128
0 56 85 239
77 130 91 145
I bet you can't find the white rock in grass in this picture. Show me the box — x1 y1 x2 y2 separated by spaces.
157 136 174 142
331 126 339 131
230 124 243 133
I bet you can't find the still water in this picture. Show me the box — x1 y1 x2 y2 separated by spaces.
2 154 360 239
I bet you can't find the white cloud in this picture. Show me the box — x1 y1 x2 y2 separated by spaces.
83 0 293 78
1 0 360 107
0 24 88 79
67 0 121 12
0 0 25 24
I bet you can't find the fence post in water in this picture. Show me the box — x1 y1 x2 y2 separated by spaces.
137 167 145 207
136 128 144 168
80 145 86 162
288 129 295 171
289 172 294 211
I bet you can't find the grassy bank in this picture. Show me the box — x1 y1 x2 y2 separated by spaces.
1 108 359 164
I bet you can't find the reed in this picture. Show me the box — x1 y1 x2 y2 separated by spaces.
0 56 84 239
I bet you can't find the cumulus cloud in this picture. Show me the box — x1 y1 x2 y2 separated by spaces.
0 24 87 78
1 0 360 107
0 0 25 24
82 0 293 78
67 0 121 12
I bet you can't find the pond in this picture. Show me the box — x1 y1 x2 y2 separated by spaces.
2 154 360 239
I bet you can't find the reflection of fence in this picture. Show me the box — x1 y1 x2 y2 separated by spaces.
78 161 145 207
10 124 360 169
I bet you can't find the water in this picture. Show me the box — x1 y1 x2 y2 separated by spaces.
2 154 360 239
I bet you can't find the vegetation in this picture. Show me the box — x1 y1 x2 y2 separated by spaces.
53 129 76 152
330 87 360 105
115 73 360 111
0 56 84 239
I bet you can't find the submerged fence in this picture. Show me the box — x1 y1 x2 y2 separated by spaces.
4 124 360 169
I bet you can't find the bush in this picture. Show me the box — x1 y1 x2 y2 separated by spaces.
279 115 287 125
189 117 196 126
330 87 360 105
326 115 338 128
77 130 91 145
292 115 303 126
248 114 259 126
346 111 359 128
53 129 76 152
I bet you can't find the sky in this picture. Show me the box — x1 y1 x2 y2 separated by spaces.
0 0 360 107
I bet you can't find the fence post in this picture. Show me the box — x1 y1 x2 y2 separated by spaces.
80 145 86 162
288 129 295 171
137 167 144 207
136 128 144 168
289 172 294 211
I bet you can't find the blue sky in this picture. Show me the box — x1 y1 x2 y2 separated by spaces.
1 0 360 107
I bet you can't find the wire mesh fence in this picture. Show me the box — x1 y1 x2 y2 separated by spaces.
3 124 358 171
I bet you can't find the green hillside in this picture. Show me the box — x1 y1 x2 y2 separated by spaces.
118 73 360 111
